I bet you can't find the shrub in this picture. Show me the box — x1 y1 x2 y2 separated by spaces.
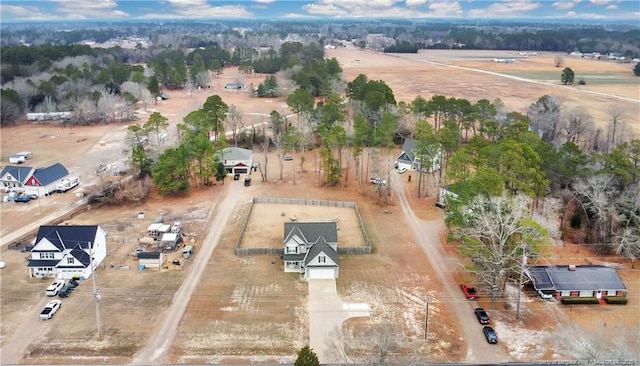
605 296 628 305
578 79 586 85
561 297 599 304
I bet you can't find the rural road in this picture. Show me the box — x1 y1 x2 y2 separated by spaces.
131 181 242 364
391 174 508 364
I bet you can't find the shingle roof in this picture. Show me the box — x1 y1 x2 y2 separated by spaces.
401 138 416 161
284 222 338 244
528 265 627 292
32 163 68 185
34 225 99 251
27 259 59 267
220 147 252 161
0 165 34 183
305 237 339 266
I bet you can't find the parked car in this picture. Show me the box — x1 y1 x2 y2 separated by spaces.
14 195 31 203
27 194 39 200
474 308 490 324
46 280 65 296
283 155 293 161
40 300 61 320
369 177 387 185
397 167 408 174
58 284 74 298
68 279 80 288
482 326 498 344
461 284 478 299
244 177 251 187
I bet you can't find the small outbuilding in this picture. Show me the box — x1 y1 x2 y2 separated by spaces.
137 252 164 269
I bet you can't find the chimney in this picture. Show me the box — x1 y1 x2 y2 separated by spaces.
568 264 576 271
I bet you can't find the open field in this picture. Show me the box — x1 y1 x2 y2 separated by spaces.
2 49 639 364
327 48 640 137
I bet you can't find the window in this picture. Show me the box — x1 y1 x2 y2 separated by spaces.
318 256 326 263
286 246 297 254
67 257 74 264
41 253 54 259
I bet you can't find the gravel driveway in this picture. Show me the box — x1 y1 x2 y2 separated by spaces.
308 279 370 363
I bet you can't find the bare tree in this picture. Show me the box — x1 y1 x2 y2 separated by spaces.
554 55 564 68
573 175 619 250
564 107 594 146
225 105 244 147
607 106 627 150
454 194 550 307
527 95 563 145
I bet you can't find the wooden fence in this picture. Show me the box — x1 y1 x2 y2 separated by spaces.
234 197 372 256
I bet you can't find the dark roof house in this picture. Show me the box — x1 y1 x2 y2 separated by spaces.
527 265 627 298
282 221 339 280
26 163 69 186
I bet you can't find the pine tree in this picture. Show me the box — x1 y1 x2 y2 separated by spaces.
294 345 320 366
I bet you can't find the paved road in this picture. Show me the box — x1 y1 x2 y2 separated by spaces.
308 279 370 363
131 181 241 364
391 174 508 364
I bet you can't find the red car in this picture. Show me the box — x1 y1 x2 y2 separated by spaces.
461 284 478 299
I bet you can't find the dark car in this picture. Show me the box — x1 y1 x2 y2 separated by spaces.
474 308 490 324
483 326 498 344
14 195 31 203
233 173 240 180
58 284 74 298
461 284 478 299
68 279 80 288
244 177 251 186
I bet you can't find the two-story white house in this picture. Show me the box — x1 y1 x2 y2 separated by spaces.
395 138 442 173
27 225 107 279
282 221 339 280
218 147 253 175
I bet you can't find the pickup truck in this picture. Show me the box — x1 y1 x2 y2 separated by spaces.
40 300 61 320
461 284 479 299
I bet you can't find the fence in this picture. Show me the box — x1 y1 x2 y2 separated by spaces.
234 197 372 256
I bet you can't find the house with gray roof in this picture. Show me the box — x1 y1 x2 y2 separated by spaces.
0 165 35 192
282 221 339 280
218 147 253 175
395 137 442 173
526 265 627 300
24 163 69 197
27 225 107 279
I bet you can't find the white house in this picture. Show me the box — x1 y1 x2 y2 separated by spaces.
27 225 108 279
395 138 442 173
24 163 70 197
282 221 339 280
0 165 34 192
218 147 253 175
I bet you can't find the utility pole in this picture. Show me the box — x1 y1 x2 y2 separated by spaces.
90 242 103 341
516 244 527 320
424 298 429 340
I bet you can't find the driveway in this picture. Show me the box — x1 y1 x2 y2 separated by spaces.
391 174 508 363
308 279 370 363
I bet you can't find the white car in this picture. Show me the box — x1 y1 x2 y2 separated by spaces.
46 280 65 296
397 167 408 174
369 177 387 185
40 300 61 320
538 290 554 300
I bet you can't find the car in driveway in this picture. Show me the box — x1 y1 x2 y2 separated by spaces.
369 177 387 185
14 195 31 203
482 326 498 344
474 307 490 324
40 300 61 320
397 166 408 174
46 280 65 296
283 155 293 161
461 284 478 299
58 283 74 298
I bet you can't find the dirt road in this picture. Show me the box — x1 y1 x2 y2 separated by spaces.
391 174 508 363
131 181 242 364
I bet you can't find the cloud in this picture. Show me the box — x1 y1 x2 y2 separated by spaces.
605 4 617 9
566 10 578 16
301 3 350 16
53 0 128 19
589 0 610 4
253 0 276 3
428 2 464 16
0 4 59 21
468 0 542 18
143 0 253 19
552 1 576 10
405 0 428 6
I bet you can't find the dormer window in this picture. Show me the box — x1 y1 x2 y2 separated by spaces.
319 256 326 263
67 257 74 264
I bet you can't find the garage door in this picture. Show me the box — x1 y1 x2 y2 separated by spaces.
234 168 248 174
307 268 335 279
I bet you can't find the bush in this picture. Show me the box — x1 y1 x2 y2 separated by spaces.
578 79 586 85
605 296 628 305
561 297 599 304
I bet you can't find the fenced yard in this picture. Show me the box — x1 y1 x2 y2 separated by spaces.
235 197 372 255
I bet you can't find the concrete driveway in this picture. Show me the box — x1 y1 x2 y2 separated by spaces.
308 279 370 363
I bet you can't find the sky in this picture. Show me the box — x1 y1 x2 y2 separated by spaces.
1 0 639 23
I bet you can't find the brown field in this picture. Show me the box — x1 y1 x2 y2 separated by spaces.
328 48 640 137
1 49 639 364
